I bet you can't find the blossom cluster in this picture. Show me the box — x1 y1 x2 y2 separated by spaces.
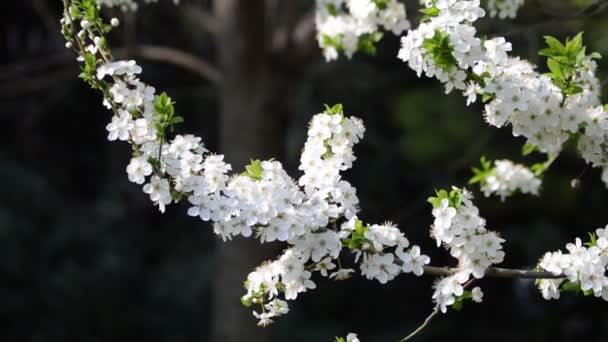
239 112 428 325
62 3 431 326
62 2 424 327
429 188 505 312
315 0 410 61
418 0 525 19
480 159 541 200
340 218 430 284
398 0 607 185
242 215 430 325
537 226 608 301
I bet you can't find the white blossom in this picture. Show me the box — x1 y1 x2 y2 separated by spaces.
315 0 410 61
537 225 608 301
481 160 541 200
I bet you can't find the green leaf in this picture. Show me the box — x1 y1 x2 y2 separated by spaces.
547 58 563 79
323 103 344 115
153 92 173 114
322 34 342 49
452 299 463 311
469 156 495 185
372 0 389 10
449 189 461 208
348 219 369 250
543 36 566 55
243 159 264 181
585 232 598 247
428 188 462 208
565 32 583 56
241 295 253 307
427 189 448 208
538 48 554 58
540 32 601 97
171 190 184 202
154 122 165 138
170 116 184 125
358 32 383 56
420 6 440 22
522 143 539 156
561 280 581 293
422 30 457 71
481 92 493 103
327 3 339 16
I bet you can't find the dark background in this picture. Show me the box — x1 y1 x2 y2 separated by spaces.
1 0 608 341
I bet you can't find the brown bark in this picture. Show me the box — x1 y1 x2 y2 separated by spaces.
211 1 290 341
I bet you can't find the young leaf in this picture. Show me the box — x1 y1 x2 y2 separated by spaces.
243 159 264 181
324 103 344 115
543 36 566 55
327 3 339 16
522 143 539 156
547 58 563 79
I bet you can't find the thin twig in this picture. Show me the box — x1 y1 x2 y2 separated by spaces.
423 265 564 279
401 261 565 340
400 306 441 341
400 279 478 341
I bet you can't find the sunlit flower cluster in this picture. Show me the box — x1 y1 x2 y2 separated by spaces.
430 188 504 312
537 226 608 301
62 5 431 325
481 159 541 200
315 0 410 61
62 0 608 337
398 0 606 183
63 4 427 327
238 113 428 325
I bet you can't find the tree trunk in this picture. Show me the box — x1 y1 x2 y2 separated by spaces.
212 1 289 341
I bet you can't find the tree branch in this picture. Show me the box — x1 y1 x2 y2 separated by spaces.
180 3 220 35
0 45 221 97
115 45 223 84
401 264 564 340
423 265 563 279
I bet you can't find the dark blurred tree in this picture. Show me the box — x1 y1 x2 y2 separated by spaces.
211 1 316 341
